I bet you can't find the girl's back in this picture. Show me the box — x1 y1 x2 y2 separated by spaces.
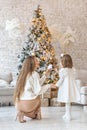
58 68 80 103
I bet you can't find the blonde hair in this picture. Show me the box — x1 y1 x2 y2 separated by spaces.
14 56 36 102
61 54 73 68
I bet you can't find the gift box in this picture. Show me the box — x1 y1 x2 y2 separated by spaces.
41 98 49 107
51 88 58 98
50 98 65 107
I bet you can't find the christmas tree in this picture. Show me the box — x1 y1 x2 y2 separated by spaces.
18 5 58 84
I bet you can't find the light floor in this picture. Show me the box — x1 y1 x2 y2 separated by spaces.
0 105 87 130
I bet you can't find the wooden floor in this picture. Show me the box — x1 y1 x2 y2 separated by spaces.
0 106 87 130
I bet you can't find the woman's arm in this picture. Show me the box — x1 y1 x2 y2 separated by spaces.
40 75 46 86
40 69 51 85
29 72 41 96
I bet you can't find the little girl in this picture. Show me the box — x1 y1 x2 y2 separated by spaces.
52 54 80 121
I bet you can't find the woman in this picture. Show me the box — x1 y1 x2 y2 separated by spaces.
14 56 50 123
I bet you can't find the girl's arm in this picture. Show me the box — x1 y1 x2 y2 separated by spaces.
55 68 67 87
55 76 64 87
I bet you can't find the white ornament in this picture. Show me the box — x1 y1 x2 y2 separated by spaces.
6 18 20 30
62 26 76 46
47 64 52 70
60 53 64 57
5 18 24 39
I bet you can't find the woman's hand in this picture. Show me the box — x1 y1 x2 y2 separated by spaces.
50 84 57 89
45 69 52 77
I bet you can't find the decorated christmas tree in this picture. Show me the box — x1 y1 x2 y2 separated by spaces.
18 5 58 84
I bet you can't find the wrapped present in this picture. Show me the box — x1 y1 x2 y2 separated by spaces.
39 84 51 99
50 98 65 107
41 98 49 107
51 88 58 98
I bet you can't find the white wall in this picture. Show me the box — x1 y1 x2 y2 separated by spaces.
0 0 87 78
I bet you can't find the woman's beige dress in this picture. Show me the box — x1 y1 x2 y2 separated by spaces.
16 71 47 119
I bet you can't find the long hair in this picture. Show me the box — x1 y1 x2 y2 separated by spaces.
14 56 36 102
61 54 73 68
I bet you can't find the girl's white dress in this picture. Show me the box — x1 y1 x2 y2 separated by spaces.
56 68 80 103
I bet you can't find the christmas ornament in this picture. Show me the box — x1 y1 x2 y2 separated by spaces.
5 18 24 39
